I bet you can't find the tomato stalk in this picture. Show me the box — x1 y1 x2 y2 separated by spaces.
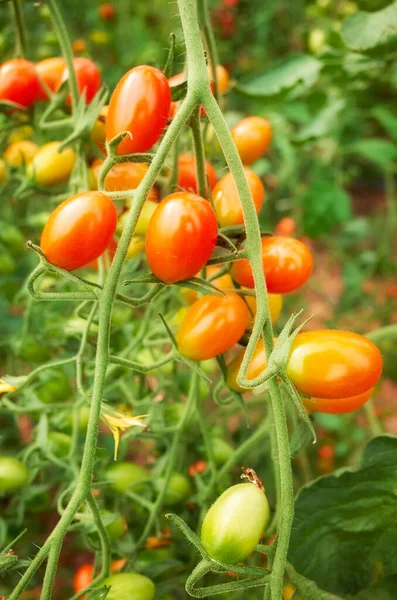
190 107 208 198
10 0 27 59
197 0 220 102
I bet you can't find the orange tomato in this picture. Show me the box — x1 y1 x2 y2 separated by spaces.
226 339 267 392
244 292 283 329
231 116 272 165
90 105 109 153
176 154 217 194
36 57 66 100
207 64 230 94
3 140 38 167
212 168 264 227
275 216 296 237
90 159 157 201
57 57 101 104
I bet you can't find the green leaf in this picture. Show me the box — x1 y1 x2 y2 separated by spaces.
290 417 314 456
349 574 397 599
288 435 397 597
371 106 397 141
235 54 321 99
286 563 343 599
301 179 352 238
295 98 345 141
346 138 397 167
340 1 397 53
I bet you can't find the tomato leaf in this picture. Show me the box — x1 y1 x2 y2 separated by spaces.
295 98 345 141
301 178 352 238
286 563 343 599
340 1 397 54
346 138 397 167
235 54 322 99
288 435 397 597
289 417 314 456
371 106 397 141
163 33 176 79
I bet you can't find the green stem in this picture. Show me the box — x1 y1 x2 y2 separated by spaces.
363 398 383 437
191 107 207 198
10 0 27 58
217 419 269 481
366 324 397 343
198 0 220 102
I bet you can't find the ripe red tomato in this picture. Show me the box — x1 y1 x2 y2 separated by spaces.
302 389 374 414
231 236 313 293
176 154 217 194
0 59 40 108
73 564 94 598
91 159 158 201
40 191 117 271
106 66 171 154
87 236 118 270
57 58 101 104
275 216 296 237
212 167 264 227
145 192 218 283
99 2 115 20
36 57 66 100
231 116 272 165
176 292 249 360
287 330 382 399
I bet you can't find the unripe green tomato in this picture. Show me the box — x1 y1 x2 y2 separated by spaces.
104 462 150 494
135 348 173 376
200 358 218 374
36 370 72 404
0 457 29 492
18 338 51 363
112 305 132 326
0 249 16 275
156 472 191 505
201 483 270 563
89 510 127 541
0 222 25 255
47 432 72 458
308 29 326 53
102 573 155 600
165 402 186 426
211 437 234 465
64 405 91 434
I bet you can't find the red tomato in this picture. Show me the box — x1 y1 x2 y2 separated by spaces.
176 292 249 360
287 330 382 399
106 66 171 154
145 192 218 283
87 236 118 270
40 191 117 271
231 236 313 293
36 57 66 100
0 59 40 108
57 58 101 105
212 168 264 227
275 216 296 237
303 389 374 414
72 39 87 54
99 2 115 20
231 117 272 165
176 154 217 194
91 159 158 201
73 564 94 599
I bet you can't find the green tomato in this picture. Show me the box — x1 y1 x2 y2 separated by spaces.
112 305 132 326
211 438 234 466
0 457 29 493
0 222 25 255
200 358 218 374
0 250 16 275
102 573 155 600
63 405 91 434
88 510 127 542
36 370 72 404
201 483 270 564
165 402 186 426
104 462 150 494
18 338 51 363
47 432 72 458
156 472 191 505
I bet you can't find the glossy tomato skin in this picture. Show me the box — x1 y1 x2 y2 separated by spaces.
232 236 313 293
201 483 270 563
231 116 272 165
91 159 158 201
226 339 267 392
36 57 65 100
0 456 29 492
102 573 155 600
0 59 40 108
145 192 218 283
176 292 249 360
28 141 76 186
176 154 217 194
302 388 374 414
3 140 38 167
58 57 101 104
40 191 117 271
287 330 382 399
212 168 264 227
106 65 171 154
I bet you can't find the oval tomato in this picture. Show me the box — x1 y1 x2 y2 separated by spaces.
90 105 108 153
3 140 38 167
155 472 191 505
104 462 150 494
212 168 264 227
176 154 217 194
210 437 234 465
40 191 117 271
102 573 155 600
73 564 94 598
91 159 158 201
0 456 29 492
0 59 40 108
176 292 249 360
47 432 72 458
207 64 229 94
145 192 218 283
303 388 374 414
36 57 65 100
226 339 267 392
57 57 101 104
287 330 382 399
201 482 270 563
245 292 282 329
87 236 118 270
232 236 313 293
28 141 76 186
275 216 296 237
231 116 272 165
99 2 115 20
106 65 171 154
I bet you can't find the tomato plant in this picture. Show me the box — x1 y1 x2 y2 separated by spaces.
231 116 272 165
176 154 217 194
57 57 101 104
102 573 156 600
212 167 264 227
0 59 40 108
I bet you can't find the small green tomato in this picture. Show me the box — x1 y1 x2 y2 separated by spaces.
104 462 150 494
201 482 270 564
102 573 155 600
0 456 29 493
156 472 191 505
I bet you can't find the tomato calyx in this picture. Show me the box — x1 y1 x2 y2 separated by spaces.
240 467 264 492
